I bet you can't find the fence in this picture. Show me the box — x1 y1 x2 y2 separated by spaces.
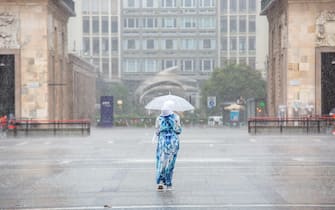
248 116 335 135
7 119 90 137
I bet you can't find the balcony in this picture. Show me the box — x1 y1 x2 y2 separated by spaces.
261 0 277 15
58 0 75 16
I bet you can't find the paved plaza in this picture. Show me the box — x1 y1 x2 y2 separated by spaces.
1 127 335 209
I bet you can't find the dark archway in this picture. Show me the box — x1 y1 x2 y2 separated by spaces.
321 52 335 115
0 55 15 116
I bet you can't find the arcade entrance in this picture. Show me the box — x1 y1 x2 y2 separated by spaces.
0 55 15 117
321 52 335 115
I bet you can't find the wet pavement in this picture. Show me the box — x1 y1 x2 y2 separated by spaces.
1 127 335 209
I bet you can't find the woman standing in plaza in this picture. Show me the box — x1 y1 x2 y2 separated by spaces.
154 101 182 191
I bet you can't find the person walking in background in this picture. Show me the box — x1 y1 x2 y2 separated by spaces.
155 101 182 191
0 115 7 137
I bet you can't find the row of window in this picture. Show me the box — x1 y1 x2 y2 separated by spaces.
82 0 118 14
82 0 257 13
83 16 118 34
82 15 255 35
82 36 255 56
221 36 256 51
83 37 119 56
221 15 256 33
123 39 216 50
220 0 257 13
123 16 216 29
123 58 216 73
124 0 216 9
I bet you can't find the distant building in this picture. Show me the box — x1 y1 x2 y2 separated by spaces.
261 0 335 117
0 0 96 120
68 0 267 104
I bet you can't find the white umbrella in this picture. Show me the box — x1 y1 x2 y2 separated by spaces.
145 94 194 112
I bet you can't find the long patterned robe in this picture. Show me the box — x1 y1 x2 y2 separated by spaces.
155 113 181 186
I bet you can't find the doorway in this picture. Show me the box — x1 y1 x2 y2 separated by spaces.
0 55 15 116
321 52 335 115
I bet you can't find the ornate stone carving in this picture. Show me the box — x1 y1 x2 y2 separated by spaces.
0 12 18 48
316 11 335 46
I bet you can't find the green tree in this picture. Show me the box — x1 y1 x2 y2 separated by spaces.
96 79 132 115
201 64 266 113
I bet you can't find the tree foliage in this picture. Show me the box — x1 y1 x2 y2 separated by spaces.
201 64 266 111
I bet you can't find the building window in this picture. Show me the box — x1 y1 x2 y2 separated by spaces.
230 0 237 12
199 16 216 29
143 0 154 7
202 39 212 49
102 38 109 56
201 59 214 72
248 36 256 51
124 18 138 28
230 37 237 51
239 0 247 12
101 0 109 13
145 39 155 49
181 59 194 72
83 16 90 34
162 0 176 8
248 0 256 12
199 0 215 8
82 0 90 14
144 17 158 28
126 40 136 49
83 38 90 55
221 37 227 51
249 57 256 69
182 17 196 28
144 59 157 72
112 38 118 52
111 0 118 14
230 16 237 33
163 60 177 69
112 58 119 78
93 38 100 56
102 59 109 76
92 16 99 34
162 17 177 28
239 37 246 52
248 16 256 33
102 16 109 34
182 0 196 8
111 17 118 33
92 0 99 14
165 40 174 49
220 0 227 12
181 39 196 50
220 16 228 33
124 59 140 72
127 0 135 7
239 16 247 33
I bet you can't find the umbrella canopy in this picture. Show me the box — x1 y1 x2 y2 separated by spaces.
224 103 244 111
145 94 194 112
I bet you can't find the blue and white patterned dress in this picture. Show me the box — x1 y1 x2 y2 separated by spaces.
155 113 182 187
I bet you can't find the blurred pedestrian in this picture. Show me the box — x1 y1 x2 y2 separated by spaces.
154 101 182 191
0 115 7 137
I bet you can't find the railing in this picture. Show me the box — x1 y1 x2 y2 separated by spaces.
248 116 335 135
8 119 90 137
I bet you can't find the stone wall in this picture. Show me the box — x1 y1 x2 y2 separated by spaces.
0 0 95 120
68 54 96 121
264 0 335 117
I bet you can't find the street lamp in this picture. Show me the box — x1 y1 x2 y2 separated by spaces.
117 100 123 112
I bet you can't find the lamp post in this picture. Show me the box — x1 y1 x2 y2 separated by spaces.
117 99 123 113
